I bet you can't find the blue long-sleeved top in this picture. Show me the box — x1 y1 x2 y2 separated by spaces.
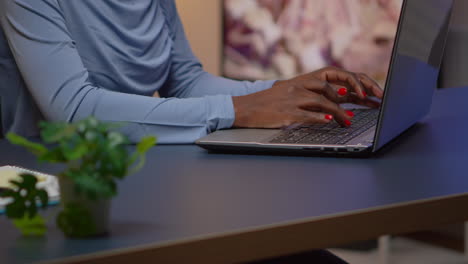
0 0 275 143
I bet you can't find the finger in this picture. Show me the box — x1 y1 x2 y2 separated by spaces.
299 80 349 104
348 93 382 108
298 93 351 127
321 68 366 99
357 73 384 98
307 81 380 107
293 111 334 126
297 79 330 94
328 83 350 103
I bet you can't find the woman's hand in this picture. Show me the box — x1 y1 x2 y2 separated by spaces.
232 67 383 129
232 78 353 128
292 66 384 101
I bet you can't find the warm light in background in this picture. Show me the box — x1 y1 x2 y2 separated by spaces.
175 0 222 75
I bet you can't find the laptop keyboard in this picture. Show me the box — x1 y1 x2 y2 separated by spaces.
269 109 379 145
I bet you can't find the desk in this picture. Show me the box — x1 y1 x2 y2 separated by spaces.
1 88 468 264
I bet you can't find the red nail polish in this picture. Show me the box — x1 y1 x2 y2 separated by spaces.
345 110 354 117
362 91 367 97
337 87 347 96
325 115 333 120
344 120 351 127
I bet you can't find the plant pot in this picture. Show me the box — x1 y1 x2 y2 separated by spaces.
57 176 111 237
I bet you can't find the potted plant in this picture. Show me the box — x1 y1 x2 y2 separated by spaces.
2 117 156 237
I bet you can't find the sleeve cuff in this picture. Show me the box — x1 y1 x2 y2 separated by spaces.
205 94 235 132
248 79 277 94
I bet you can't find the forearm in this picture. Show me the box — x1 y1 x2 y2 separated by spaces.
71 89 235 144
162 71 276 98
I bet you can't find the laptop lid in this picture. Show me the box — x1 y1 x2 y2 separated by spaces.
373 0 453 151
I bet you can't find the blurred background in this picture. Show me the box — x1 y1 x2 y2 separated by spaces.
176 0 468 89
439 0 468 88
222 0 402 86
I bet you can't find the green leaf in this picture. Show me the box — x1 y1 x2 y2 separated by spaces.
0 189 15 198
107 132 126 148
136 136 157 154
77 122 87 133
9 192 22 203
127 136 156 175
61 138 88 161
36 190 49 208
104 147 128 178
3 174 49 220
39 147 67 163
9 180 22 188
65 170 116 199
40 121 75 143
25 201 38 220
6 133 48 156
20 174 38 189
13 214 47 236
85 117 98 129
127 154 146 176
6 202 26 219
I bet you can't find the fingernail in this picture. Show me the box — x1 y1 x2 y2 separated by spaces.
325 115 333 120
362 91 367 97
344 120 351 127
337 87 347 96
345 110 354 117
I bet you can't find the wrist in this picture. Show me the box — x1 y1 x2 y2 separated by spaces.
232 96 249 128
272 80 286 88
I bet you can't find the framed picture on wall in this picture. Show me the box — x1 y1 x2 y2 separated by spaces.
222 0 404 87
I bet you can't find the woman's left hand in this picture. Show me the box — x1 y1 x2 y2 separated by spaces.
275 66 384 108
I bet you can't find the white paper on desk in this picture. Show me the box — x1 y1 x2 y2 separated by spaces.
0 166 60 212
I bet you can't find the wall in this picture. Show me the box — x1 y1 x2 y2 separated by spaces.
175 0 222 76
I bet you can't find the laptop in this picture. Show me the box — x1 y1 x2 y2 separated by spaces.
196 0 454 156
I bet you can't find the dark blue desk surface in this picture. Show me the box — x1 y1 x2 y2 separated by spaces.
1 88 468 264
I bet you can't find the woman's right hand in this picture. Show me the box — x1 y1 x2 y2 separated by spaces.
232 78 354 129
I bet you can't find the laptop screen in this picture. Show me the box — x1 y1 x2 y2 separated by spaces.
373 0 454 151
223 0 404 87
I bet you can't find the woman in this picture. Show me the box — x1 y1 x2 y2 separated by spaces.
0 0 382 143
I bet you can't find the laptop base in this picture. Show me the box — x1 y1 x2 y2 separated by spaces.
198 143 373 158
